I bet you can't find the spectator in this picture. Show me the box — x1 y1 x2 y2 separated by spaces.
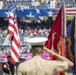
2 53 15 75
55 0 60 8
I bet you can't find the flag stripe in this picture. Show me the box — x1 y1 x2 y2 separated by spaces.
11 45 20 58
8 0 20 64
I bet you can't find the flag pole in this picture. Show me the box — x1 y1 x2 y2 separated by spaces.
61 3 67 75
57 3 67 75
63 4 67 38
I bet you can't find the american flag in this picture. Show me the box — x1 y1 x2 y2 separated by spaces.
8 0 21 64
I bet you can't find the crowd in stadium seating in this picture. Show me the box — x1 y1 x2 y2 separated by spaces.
0 18 53 61
0 0 76 9
0 17 71 57
0 13 72 63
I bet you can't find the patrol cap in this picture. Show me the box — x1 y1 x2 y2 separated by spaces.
26 37 48 47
